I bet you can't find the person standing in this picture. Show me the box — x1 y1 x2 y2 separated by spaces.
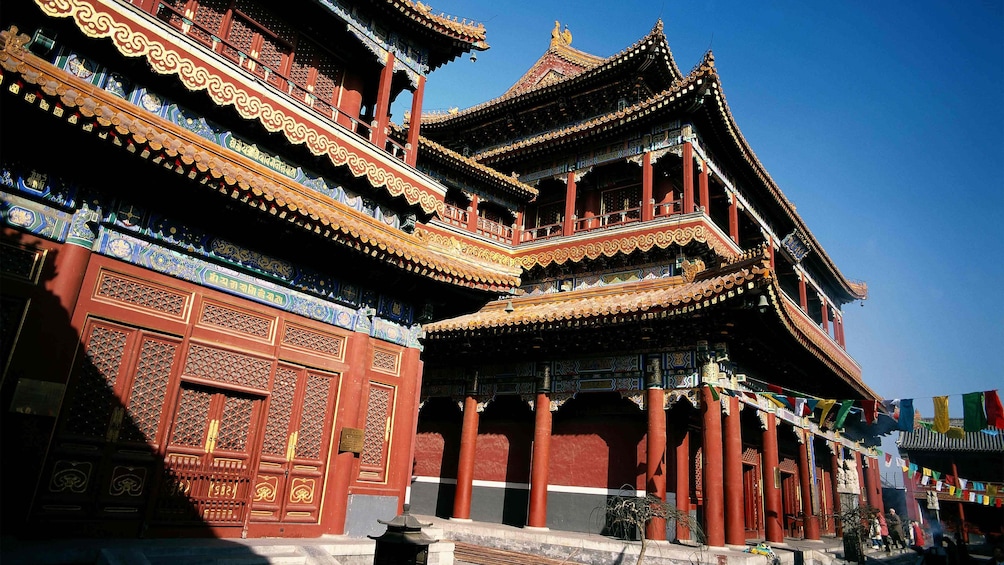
887 508 905 550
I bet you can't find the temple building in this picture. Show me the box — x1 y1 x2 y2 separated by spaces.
410 20 883 544
1 0 884 547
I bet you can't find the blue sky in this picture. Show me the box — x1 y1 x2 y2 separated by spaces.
413 1 1004 471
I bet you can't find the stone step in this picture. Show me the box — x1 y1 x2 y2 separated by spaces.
453 541 576 565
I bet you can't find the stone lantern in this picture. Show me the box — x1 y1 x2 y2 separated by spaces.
370 504 436 565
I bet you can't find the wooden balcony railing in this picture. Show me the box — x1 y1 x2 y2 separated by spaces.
521 222 564 243
574 206 642 232
156 3 378 151
476 217 514 244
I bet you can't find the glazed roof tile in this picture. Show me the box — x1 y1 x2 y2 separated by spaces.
421 20 681 127
384 1 489 49
898 420 1004 452
0 31 520 293
426 246 769 333
389 125 538 201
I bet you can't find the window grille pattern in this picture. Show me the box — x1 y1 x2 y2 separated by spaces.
296 374 330 459
199 302 273 339
360 386 391 468
281 324 343 358
371 349 399 376
183 343 271 390
120 338 177 443
65 325 129 438
170 387 212 447
0 242 42 281
190 0 227 46
96 273 188 316
262 367 297 456
216 395 254 451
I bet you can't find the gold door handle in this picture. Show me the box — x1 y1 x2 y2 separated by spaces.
205 419 220 454
285 431 299 462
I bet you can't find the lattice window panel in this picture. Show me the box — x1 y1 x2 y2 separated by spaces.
190 0 227 45
295 373 331 460
289 40 314 88
0 242 44 282
199 302 274 339
119 338 177 444
1 295 28 370
96 272 189 317
779 458 798 474
360 384 392 470
742 447 760 466
262 367 297 456
183 343 272 390
223 14 255 60
694 446 703 495
536 202 562 227
170 387 212 447
281 324 343 358
64 325 130 438
216 395 254 451
313 52 342 105
371 348 400 376
601 186 641 214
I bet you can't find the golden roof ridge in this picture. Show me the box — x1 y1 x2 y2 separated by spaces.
422 19 680 126
385 0 489 48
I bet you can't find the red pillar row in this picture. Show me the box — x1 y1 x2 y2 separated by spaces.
562 172 577 236
527 376 552 529
698 160 710 213
797 430 821 540
820 298 830 335
466 194 480 233
646 385 667 540
830 445 843 536
682 142 695 214
701 385 725 547
674 426 691 541
372 51 395 149
728 193 739 244
723 397 745 545
799 275 809 312
405 75 425 166
641 152 654 222
453 390 480 520
762 413 784 543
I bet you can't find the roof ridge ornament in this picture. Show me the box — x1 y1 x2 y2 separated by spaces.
550 21 572 47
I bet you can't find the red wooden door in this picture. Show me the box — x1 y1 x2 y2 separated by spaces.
250 364 338 525
153 382 264 527
743 462 764 538
35 318 180 533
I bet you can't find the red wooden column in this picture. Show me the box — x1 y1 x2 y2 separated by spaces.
903 459 920 521
527 368 553 529
515 208 525 244
820 298 830 335
698 160 710 213
452 376 480 521
762 413 784 543
701 384 725 547
854 451 867 504
371 51 396 148
728 193 739 244
797 430 821 540
562 171 577 236
674 424 691 541
682 142 695 214
645 358 667 540
724 396 745 545
866 458 884 514
798 274 808 312
322 330 369 533
641 152 654 222
405 75 426 166
829 444 843 536
466 194 480 233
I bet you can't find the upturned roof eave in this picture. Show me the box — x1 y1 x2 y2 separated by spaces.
421 20 681 130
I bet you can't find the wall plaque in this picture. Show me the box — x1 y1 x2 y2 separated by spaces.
339 427 364 454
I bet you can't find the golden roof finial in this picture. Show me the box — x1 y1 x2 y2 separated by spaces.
550 21 572 47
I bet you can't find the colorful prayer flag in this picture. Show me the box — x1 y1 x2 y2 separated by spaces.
863 399 877 424
818 399 837 425
986 390 1004 429
885 453 892 467
963 391 988 432
936 481 943 491
834 400 855 428
922 475 931 486
898 399 914 431
934 396 950 433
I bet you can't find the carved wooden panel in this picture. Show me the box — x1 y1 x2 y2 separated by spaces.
118 337 177 444
371 348 400 376
183 343 272 391
358 383 395 482
64 324 130 438
281 323 344 359
198 301 275 341
94 270 190 319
